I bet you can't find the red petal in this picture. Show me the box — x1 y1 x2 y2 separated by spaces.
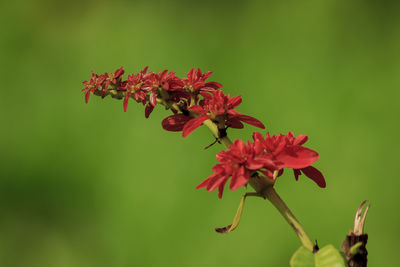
261 170 275 180
188 105 205 114
193 81 204 89
182 115 208 137
150 92 157 106
162 114 192 132
229 166 249 190
245 159 264 170
123 91 131 112
301 166 326 188
294 134 308 145
188 68 196 82
234 139 246 155
278 146 319 169
252 132 264 143
145 104 154 118
114 66 124 77
226 117 244 129
218 178 228 199
235 115 265 129
200 87 217 93
227 109 241 116
203 71 212 80
207 173 228 192
196 177 211 189
228 95 242 109
159 70 168 81
203 168 228 193
256 155 278 169
205 81 223 89
84 90 91 104
200 91 212 100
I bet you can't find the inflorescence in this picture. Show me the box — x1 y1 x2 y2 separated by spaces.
82 67 325 198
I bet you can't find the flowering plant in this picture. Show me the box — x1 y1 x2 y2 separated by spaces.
82 67 369 267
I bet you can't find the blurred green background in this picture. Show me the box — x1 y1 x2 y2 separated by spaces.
1 0 399 266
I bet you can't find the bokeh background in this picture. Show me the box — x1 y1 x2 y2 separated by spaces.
1 0 399 266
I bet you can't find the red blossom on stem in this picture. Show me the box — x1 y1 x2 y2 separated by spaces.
119 67 149 112
102 67 125 97
180 68 223 93
81 72 106 104
197 132 325 198
142 70 182 117
196 139 259 198
162 90 265 137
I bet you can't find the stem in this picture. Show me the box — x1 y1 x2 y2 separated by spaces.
202 119 233 147
263 186 315 251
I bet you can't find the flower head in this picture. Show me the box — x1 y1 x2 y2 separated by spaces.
197 132 325 198
120 67 149 112
140 70 183 117
255 132 326 187
181 68 222 94
180 91 265 137
102 67 125 97
82 72 107 104
197 139 257 198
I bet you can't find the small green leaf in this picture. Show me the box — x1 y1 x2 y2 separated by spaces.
215 192 259 234
349 242 363 255
290 245 347 267
290 246 314 267
315 244 346 267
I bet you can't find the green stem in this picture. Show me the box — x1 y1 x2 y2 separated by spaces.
202 119 233 147
263 186 315 251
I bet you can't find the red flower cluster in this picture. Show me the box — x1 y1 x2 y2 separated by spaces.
82 67 125 104
162 90 265 137
82 67 264 136
82 67 326 198
197 132 325 198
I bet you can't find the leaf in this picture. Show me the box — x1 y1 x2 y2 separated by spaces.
290 245 347 267
215 193 248 233
315 245 346 267
290 246 314 267
215 192 260 233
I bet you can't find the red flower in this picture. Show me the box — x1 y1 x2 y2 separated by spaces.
141 70 180 117
82 72 106 104
252 132 318 173
252 132 324 187
181 68 223 93
101 67 125 97
120 67 149 112
196 139 259 199
284 132 326 188
181 91 265 137
197 132 325 198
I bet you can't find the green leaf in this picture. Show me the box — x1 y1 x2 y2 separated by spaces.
215 192 259 234
290 245 347 267
290 246 314 267
315 245 346 267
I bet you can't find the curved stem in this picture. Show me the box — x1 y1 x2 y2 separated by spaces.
263 186 315 251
